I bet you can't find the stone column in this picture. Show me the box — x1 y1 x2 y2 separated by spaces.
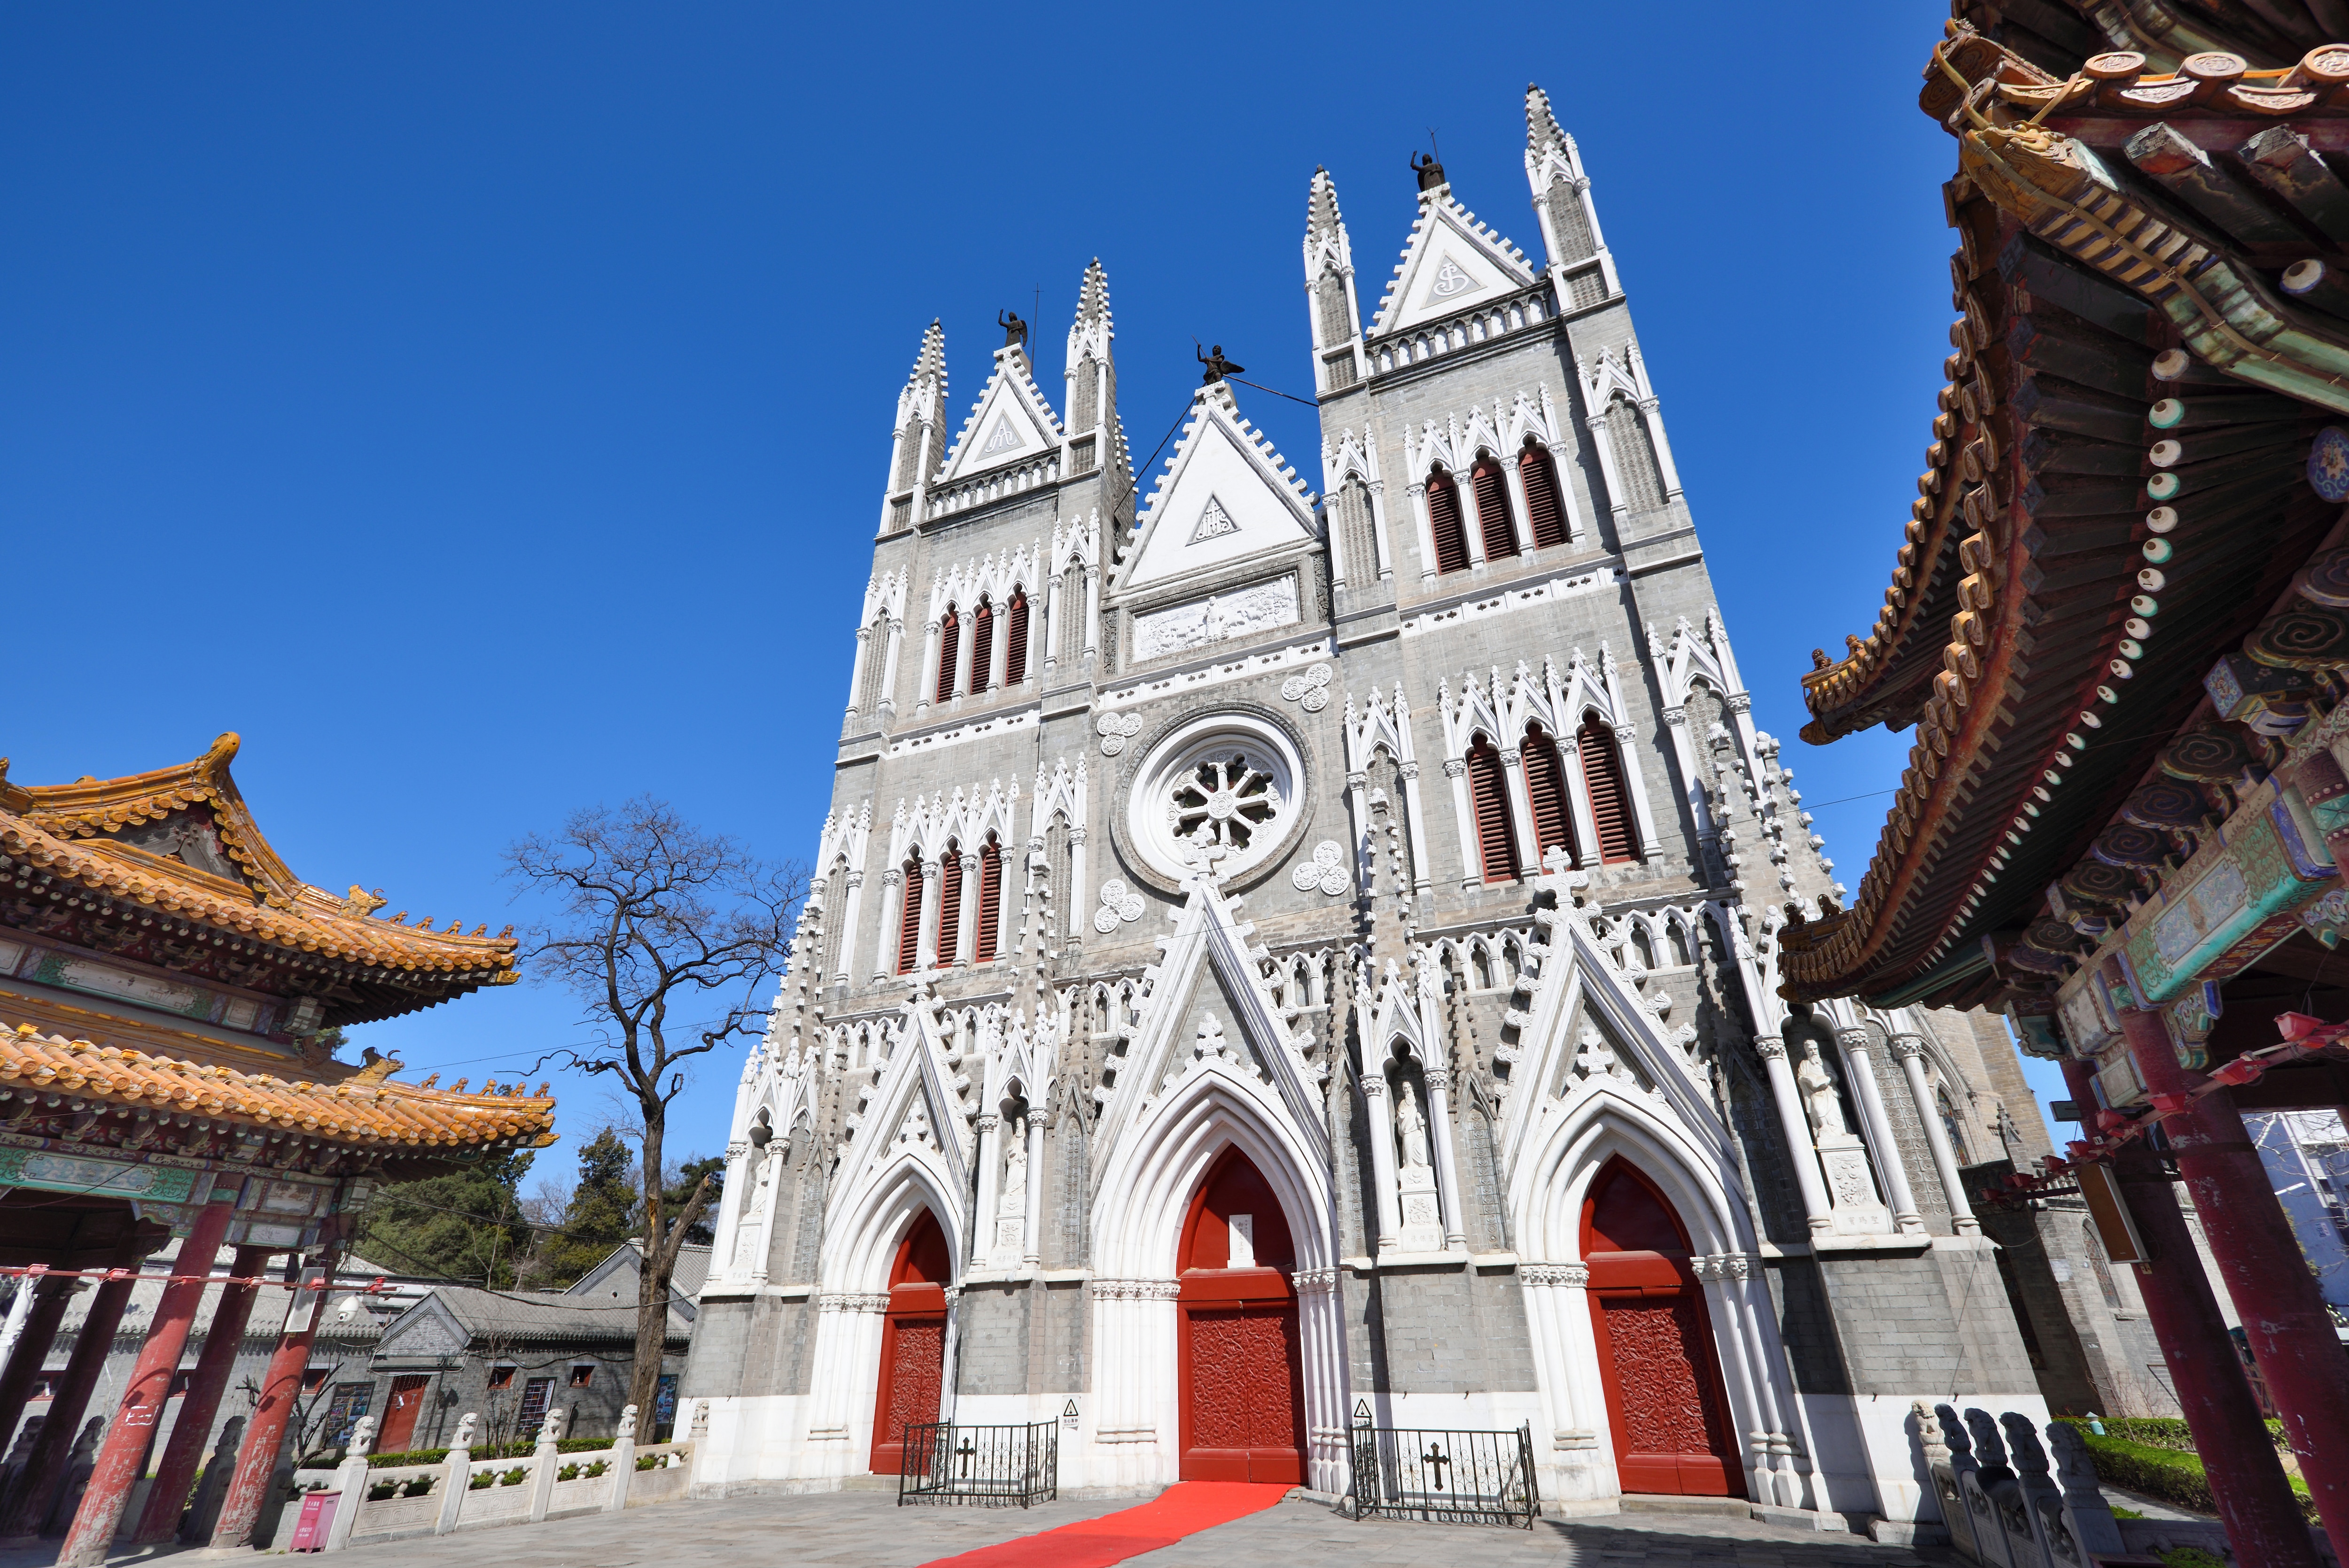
952 609 978 699
1754 1038 1832 1237
1360 1075 1401 1251
915 619 941 715
63 1203 237 1563
1835 1026 1922 1235
1042 573 1063 675
1082 568 1101 660
525 1408 564 1524
876 867 906 980
2121 1007 2349 1565
987 601 1011 692
1343 769 1374 891
972 1114 1003 1259
1500 454 1537 552
2092 1088 2317 1568
915 857 943 971
1396 761 1434 898
1444 758 1479 890
1407 481 1437 585
1425 1068 1467 1250
1459 475 1490 568
1892 1034 1978 1234
1066 827 1089 949
846 625 873 722
878 617 904 722
434 1413 474 1533
601 1405 637 1513
1496 746 1540 880
210 1258 335 1550
1518 1265 1600 1497
0 1243 147 1541
953 851 981 967
1610 720 1664 859
0 1273 75 1461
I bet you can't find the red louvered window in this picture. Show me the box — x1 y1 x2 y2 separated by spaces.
1467 736 1520 884
1004 591 1029 687
896 862 923 974
1578 719 1640 863
971 600 995 693
1427 468 1470 575
1520 441 1568 549
1522 724 1576 867
937 845 965 962
934 609 960 705
1471 456 1519 560
974 838 1003 963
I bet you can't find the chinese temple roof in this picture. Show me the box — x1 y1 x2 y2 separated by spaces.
0 733 518 1028
0 1017 556 1167
1785 13 2349 1009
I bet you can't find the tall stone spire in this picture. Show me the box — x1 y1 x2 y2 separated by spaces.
879 320 949 535
1064 259 1128 503
1303 168 1363 395
1524 83 1618 299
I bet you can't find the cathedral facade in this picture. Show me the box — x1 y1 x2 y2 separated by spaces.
680 87 2045 1529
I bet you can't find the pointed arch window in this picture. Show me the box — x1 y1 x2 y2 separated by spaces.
1520 439 1569 549
1466 735 1520 884
895 861 924 974
1520 723 1577 868
934 607 960 706
1427 468 1470 576
936 842 965 963
1470 454 1519 561
1004 591 1029 688
974 837 1004 964
971 600 995 693
1577 718 1640 864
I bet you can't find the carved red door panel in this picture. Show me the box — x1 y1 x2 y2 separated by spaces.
1582 1161 1743 1498
869 1211 951 1475
1178 1148 1304 1483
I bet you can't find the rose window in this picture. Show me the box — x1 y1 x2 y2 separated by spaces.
1123 713 1308 885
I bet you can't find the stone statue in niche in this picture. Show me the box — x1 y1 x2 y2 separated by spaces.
1000 1121 1028 1216
1796 1040 1849 1139
1394 1082 1431 1172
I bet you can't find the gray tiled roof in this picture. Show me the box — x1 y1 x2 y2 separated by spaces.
417 1286 691 1346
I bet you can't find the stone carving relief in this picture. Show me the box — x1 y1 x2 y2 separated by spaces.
1280 662 1332 712
1291 841 1351 896
1093 878 1146 934
1132 577 1300 662
1097 710 1143 756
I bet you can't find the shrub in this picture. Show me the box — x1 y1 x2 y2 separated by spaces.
636 1454 660 1472
469 1472 494 1491
2053 1426 2317 1524
2091 1417 2288 1455
556 1463 581 1482
401 1476 434 1498
498 1466 528 1487
2161 1550 2226 1568
366 1481 397 1501
369 1436 615 1468
583 1461 608 1478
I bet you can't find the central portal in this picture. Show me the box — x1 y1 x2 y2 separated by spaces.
869 1209 949 1475
1177 1146 1304 1483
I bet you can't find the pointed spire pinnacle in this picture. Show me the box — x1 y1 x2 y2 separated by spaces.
1526 82 1569 158
909 318 945 387
1307 165 1343 239
1075 258 1111 329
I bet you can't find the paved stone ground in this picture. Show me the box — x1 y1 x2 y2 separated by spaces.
0 1490 1947 1568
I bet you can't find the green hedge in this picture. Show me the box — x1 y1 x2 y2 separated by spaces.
2089 1417 2287 1455
2053 1424 2315 1524
368 1436 615 1468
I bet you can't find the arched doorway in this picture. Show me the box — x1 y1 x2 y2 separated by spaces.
1582 1159 1743 1497
869 1209 949 1475
1177 1146 1305 1483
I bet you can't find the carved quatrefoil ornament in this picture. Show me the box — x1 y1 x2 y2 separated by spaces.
1280 663 1333 713
1096 710 1143 756
1291 840 1351 896
1092 878 1146 934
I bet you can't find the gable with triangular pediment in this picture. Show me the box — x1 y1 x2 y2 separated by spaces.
1371 201 1539 340
1119 395 1317 596
937 352 1062 483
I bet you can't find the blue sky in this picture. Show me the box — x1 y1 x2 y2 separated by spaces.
0 4 2065 1181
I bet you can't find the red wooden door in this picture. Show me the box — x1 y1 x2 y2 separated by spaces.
1178 1148 1304 1483
376 1375 430 1453
1583 1160 1744 1498
869 1210 950 1475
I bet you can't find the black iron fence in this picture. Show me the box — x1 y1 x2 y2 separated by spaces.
1348 1418 1540 1528
897 1421 1059 1507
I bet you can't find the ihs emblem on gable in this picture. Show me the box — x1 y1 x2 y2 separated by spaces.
1424 253 1479 304
1188 495 1239 544
982 414 1024 456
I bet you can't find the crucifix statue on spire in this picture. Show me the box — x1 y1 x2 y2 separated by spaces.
997 310 1028 350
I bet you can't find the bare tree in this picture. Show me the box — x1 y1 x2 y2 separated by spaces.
509 798 806 1423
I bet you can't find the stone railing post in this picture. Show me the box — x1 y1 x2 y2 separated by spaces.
321 1416 374 1552
604 1405 638 1513
435 1413 475 1536
527 1407 566 1524
2048 1420 2125 1561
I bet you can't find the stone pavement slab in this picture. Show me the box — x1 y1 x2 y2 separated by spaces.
0 1490 1952 1568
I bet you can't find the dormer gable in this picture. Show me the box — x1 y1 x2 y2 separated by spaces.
936 345 1066 485
1366 185 1540 340
1114 382 1318 597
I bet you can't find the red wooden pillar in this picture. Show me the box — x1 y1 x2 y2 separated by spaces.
131 1242 269 1545
208 1254 334 1550
0 1250 144 1540
2119 1009 2349 1565
2064 1059 2318 1568
58 1202 235 1566
0 1273 78 1458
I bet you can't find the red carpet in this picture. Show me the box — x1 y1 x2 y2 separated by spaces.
914 1482 1293 1568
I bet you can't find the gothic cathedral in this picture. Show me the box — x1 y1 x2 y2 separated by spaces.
682 87 2043 1529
